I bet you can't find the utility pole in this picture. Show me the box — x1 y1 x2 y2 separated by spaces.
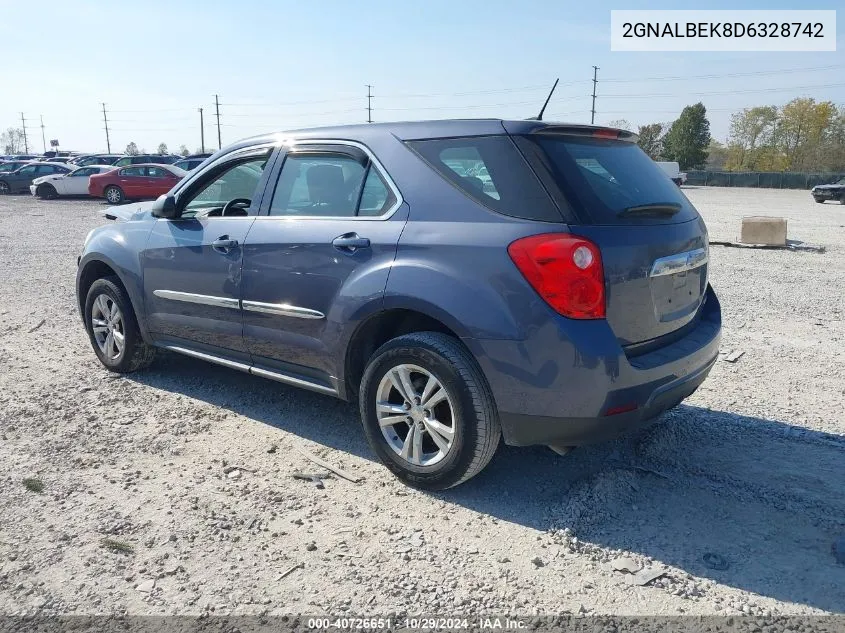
198 107 205 153
40 115 47 153
101 103 111 153
366 84 373 123
214 94 222 149
20 113 29 154
590 66 599 125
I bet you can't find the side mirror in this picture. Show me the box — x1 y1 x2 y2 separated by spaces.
151 194 178 219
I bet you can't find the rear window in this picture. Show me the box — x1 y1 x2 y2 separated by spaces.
406 136 561 222
521 136 696 225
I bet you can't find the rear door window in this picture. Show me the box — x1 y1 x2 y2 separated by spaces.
406 136 561 222
520 135 697 225
269 154 368 218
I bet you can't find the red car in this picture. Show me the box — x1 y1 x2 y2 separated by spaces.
88 163 187 204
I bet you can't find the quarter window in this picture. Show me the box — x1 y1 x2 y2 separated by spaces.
407 135 561 222
146 166 170 178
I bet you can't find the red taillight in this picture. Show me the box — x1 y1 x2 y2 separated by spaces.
592 129 620 139
508 233 605 319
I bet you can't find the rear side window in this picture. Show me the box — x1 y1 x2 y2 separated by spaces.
521 136 696 225
406 136 561 222
268 153 396 218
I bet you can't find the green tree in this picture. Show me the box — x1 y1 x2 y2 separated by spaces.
726 106 778 170
705 140 729 170
662 103 711 170
636 123 663 160
125 142 139 156
157 142 169 155
178 144 189 157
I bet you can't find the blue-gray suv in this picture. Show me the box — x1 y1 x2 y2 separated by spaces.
76 120 721 489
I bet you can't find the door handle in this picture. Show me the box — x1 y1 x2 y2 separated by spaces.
212 236 238 253
332 233 370 252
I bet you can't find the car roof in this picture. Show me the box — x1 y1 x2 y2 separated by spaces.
29 161 70 167
224 118 617 150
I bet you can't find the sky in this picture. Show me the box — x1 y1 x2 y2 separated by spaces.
1 0 843 154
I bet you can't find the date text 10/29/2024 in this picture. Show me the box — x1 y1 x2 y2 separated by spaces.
307 617 527 630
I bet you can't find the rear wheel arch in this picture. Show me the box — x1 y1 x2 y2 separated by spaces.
344 307 468 401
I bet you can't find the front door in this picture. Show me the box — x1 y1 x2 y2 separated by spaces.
141 148 275 356
241 143 407 386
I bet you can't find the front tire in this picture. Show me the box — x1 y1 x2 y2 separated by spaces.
359 332 500 490
37 184 58 199
104 185 124 204
84 277 155 373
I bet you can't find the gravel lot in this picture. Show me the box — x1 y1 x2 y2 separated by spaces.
0 187 843 618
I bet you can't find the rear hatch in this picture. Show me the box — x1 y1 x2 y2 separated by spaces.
511 128 709 347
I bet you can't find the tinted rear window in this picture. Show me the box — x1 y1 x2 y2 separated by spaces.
521 136 696 225
406 136 561 222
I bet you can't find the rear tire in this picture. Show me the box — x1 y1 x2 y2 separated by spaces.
0 181 9 195
84 276 155 373
37 184 58 200
359 332 500 490
104 185 124 204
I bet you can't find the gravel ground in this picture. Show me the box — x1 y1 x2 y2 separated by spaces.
0 187 843 618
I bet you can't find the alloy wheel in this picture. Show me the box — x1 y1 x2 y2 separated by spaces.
0 182 9 194
91 294 125 361
105 188 122 203
376 364 455 467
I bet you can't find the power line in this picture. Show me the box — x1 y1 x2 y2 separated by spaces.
590 66 599 125
601 81 845 99
602 63 845 83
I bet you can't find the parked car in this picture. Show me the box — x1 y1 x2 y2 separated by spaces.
88 164 186 203
5 154 39 161
69 154 123 167
811 177 845 204
36 156 71 163
75 119 721 489
172 157 206 171
112 154 181 167
656 161 687 186
30 165 114 199
0 162 72 194
0 160 32 173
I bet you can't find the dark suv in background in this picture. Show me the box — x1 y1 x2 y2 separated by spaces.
76 119 721 489
112 154 181 167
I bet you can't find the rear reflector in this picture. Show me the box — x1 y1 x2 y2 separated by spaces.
508 233 605 319
603 403 638 417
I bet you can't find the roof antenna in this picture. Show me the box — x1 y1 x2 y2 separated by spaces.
528 78 559 121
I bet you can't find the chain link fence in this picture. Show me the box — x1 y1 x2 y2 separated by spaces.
686 171 845 189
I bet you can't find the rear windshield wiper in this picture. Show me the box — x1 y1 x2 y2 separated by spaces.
617 203 682 218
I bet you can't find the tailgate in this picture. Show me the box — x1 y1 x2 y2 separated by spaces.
575 218 709 345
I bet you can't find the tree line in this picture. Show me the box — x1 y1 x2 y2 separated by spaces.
614 97 844 173
1 130 198 157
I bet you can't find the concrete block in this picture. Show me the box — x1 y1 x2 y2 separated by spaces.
740 216 787 246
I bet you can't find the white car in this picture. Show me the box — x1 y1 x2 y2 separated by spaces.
30 165 114 199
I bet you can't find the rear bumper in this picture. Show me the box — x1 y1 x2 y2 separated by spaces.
467 285 721 447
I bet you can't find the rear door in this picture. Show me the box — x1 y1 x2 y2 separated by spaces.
512 130 709 346
145 165 179 198
116 166 144 197
140 146 276 355
240 142 407 385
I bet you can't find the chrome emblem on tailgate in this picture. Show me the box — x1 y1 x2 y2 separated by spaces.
649 247 708 277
